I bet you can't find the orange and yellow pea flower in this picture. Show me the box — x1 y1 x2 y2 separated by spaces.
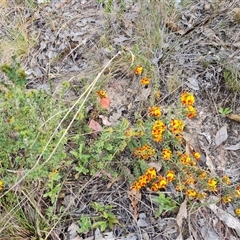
134 65 143 75
222 175 231 185
166 170 175 182
181 92 195 106
170 119 185 135
186 189 197 198
235 208 240 216
140 78 150 85
162 149 172 160
208 178 217 191
149 106 161 118
151 177 167 191
145 167 157 179
152 120 166 142
96 90 107 99
131 181 142 190
151 182 159 192
133 144 155 160
193 152 201 160
186 105 197 119
234 185 240 197
157 176 168 189
222 195 232 203
138 175 149 187
199 171 207 180
179 154 191 165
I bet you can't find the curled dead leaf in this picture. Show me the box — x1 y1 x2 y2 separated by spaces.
99 115 112 126
227 114 240 123
148 162 162 172
128 189 141 219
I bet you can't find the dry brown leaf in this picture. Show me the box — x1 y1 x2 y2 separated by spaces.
177 199 187 227
227 114 240 123
99 115 112 126
205 153 216 174
176 198 187 239
182 131 200 152
148 162 162 172
215 125 228 146
89 119 102 132
128 189 141 219
207 196 240 237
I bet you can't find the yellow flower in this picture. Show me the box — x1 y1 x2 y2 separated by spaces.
134 65 143 75
222 195 232 203
199 171 207 180
145 167 157 180
96 90 107 99
193 152 201 160
131 181 141 190
208 178 217 191
157 176 168 189
149 106 161 118
166 170 175 182
208 178 217 187
140 78 150 85
179 154 191 165
152 120 166 142
181 92 195 106
162 149 172 160
235 208 240 216
133 145 155 160
138 175 149 187
170 119 185 134
151 182 159 192
0 180 3 191
186 189 197 198
222 175 231 185
186 106 197 118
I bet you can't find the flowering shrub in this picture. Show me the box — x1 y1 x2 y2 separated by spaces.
128 73 240 212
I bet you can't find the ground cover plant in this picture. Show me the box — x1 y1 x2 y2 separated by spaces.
0 0 240 239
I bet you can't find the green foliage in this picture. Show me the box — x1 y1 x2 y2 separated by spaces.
78 202 119 233
0 67 67 184
71 118 130 177
1 57 27 86
152 193 178 218
91 202 119 232
78 215 92 234
219 107 232 116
